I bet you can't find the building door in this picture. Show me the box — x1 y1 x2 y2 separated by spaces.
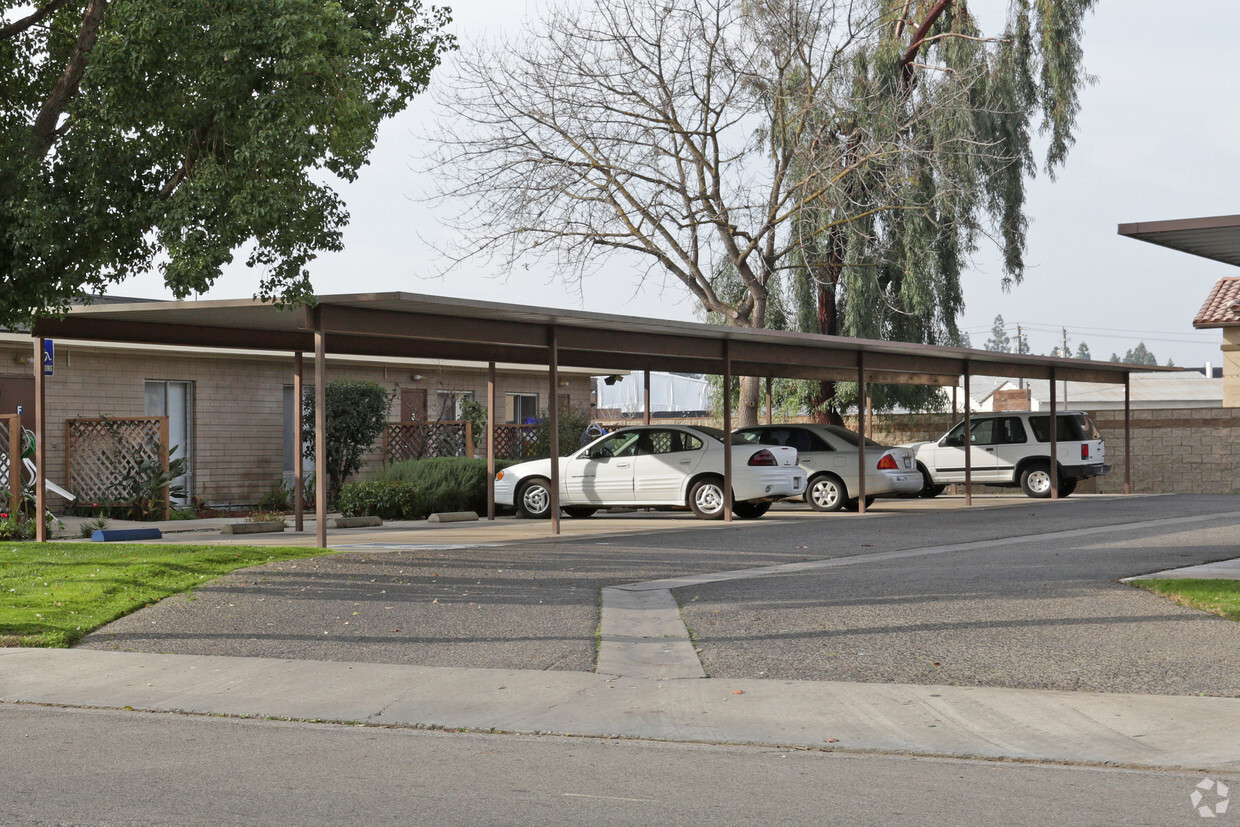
283 385 315 490
145 380 193 503
401 388 427 422
0 376 35 431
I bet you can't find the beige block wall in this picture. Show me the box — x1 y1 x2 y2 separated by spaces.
1224 328 1240 408
0 339 590 508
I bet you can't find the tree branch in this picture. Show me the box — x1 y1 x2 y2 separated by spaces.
31 0 107 159
0 0 78 40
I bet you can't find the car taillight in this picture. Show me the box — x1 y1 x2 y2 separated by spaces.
748 449 778 467
876 453 899 470
1081 444 1089 460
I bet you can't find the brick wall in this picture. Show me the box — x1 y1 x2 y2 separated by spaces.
0 339 590 507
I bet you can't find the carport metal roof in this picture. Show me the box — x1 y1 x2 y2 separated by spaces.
32 291 1159 386
29 292 1165 544
1118 214 1240 268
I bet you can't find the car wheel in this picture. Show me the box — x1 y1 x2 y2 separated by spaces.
562 506 598 518
1058 478 1077 498
1019 462 1054 498
516 478 554 518
688 476 727 520
807 474 847 512
732 501 771 519
843 496 876 512
916 463 946 498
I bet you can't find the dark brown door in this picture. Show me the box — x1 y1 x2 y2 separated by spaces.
0 376 35 431
401 388 427 422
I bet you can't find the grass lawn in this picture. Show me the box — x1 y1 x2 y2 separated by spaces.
1129 579 1240 622
1 542 334 648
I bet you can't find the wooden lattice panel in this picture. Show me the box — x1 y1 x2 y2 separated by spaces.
384 421 470 463
66 417 167 506
491 424 542 461
0 415 16 511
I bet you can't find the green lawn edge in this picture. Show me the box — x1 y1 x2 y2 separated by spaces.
1 542 335 648
1128 578 1240 623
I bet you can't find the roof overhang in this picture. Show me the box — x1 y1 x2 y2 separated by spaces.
1118 214 1240 267
31 292 1168 386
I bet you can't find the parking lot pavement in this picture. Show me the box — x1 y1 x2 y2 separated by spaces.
72 495 1240 700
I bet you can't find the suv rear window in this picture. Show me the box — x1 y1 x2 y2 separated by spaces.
1028 414 1099 442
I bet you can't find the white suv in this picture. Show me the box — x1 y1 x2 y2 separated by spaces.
904 410 1109 498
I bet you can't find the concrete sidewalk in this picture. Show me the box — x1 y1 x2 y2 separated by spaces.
3 647 1238 772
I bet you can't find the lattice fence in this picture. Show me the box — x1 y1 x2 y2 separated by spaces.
384 421 474 464
66 417 169 512
0 414 18 513
491 423 544 461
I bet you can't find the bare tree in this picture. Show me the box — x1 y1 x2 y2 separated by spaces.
427 0 1095 425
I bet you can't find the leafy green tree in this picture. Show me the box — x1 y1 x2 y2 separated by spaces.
984 316 1012 353
431 0 1097 425
1076 341 1091 360
302 380 393 506
1 0 454 326
1121 342 1158 366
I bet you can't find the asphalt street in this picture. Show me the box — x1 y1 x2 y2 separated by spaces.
0 704 1227 827
75 495 1240 697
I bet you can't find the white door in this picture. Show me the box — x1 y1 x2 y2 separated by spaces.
563 431 640 504
927 420 998 482
631 429 706 504
988 416 1032 483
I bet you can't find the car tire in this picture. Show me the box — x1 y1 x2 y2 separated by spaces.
806 473 847 512
843 496 876 512
1019 462 1054 498
516 478 554 518
732 501 771 519
688 476 727 520
1057 478 1077 498
563 506 598 518
916 463 946 498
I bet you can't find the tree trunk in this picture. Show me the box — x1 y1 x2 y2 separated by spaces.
736 376 761 428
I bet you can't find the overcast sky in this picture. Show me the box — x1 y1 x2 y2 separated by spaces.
121 0 1237 369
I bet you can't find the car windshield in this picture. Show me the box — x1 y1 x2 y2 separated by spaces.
823 425 884 448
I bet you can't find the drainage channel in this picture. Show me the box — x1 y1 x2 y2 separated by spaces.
595 511 1240 680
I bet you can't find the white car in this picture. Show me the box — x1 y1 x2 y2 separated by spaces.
494 424 806 520
904 410 1109 498
735 424 921 511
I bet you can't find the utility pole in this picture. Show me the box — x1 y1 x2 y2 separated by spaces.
1017 323 1025 390
1062 327 1070 404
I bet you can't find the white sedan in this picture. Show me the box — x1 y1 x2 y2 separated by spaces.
494 425 806 520
734 424 921 511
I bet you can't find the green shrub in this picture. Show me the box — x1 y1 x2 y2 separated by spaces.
369 457 517 517
338 481 424 520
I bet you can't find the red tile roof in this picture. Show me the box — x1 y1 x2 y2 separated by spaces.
1194 278 1240 328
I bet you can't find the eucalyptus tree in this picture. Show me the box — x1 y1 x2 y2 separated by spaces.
0 0 454 326
429 0 1096 425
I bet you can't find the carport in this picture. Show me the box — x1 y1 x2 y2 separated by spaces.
30 293 1161 544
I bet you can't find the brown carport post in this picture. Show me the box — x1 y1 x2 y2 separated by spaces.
34 337 47 542
1124 374 1132 495
856 353 867 513
548 326 561 535
1050 367 1059 500
722 340 733 522
293 352 304 532
765 377 773 424
487 361 496 520
643 370 651 426
313 308 328 549
963 366 972 507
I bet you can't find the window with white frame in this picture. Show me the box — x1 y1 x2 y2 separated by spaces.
507 393 538 424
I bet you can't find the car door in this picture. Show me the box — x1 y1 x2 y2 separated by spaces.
562 431 640 504
987 416 1031 484
925 419 998 482
631 428 706 504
